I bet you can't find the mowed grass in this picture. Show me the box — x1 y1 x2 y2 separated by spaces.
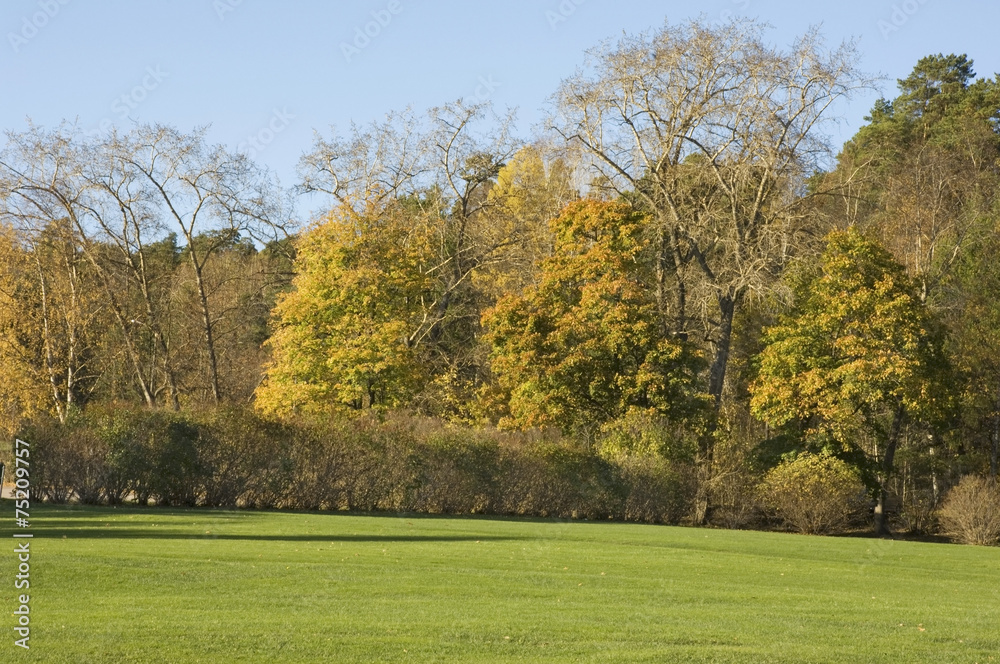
2 502 998 663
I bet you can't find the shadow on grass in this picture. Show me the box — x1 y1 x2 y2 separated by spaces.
12 503 258 519
7 499 608 529
27 527 522 543
1 500 529 542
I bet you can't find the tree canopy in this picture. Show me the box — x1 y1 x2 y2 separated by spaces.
750 228 955 532
485 199 709 434
255 201 434 414
3 26 1000 535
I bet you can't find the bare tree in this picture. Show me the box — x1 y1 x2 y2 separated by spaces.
551 17 873 418
297 101 521 356
119 125 291 404
1 124 292 409
0 125 165 407
81 129 183 408
297 108 430 209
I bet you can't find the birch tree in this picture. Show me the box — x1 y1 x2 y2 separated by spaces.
0 126 167 408
118 125 290 403
1 124 290 409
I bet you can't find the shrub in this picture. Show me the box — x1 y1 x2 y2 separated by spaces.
19 416 83 503
17 413 116 503
597 409 698 463
95 407 202 507
708 428 764 530
196 407 296 508
349 414 422 512
938 475 1000 546
595 409 698 524
614 456 696 524
21 406 207 507
500 440 626 519
758 452 865 535
15 406 706 525
708 465 760 530
409 429 501 514
280 416 354 510
92 405 162 505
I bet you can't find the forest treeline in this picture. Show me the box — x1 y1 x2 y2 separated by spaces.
2 19 1000 542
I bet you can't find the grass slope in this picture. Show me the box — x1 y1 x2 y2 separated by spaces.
2 502 998 663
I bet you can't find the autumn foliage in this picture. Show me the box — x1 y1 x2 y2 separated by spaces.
255 201 433 414
484 200 709 433
758 452 866 535
5 34 1000 542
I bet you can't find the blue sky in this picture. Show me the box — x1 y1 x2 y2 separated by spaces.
3 0 999 219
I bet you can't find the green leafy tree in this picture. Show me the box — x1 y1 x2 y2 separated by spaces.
833 54 1000 300
750 228 954 535
947 229 1000 481
818 53 1000 519
484 199 709 435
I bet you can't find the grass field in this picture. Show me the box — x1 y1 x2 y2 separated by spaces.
1 501 998 663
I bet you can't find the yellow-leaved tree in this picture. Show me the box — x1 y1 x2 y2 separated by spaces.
484 199 710 435
750 228 955 535
255 201 435 415
476 145 576 297
0 225 49 432
0 220 107 433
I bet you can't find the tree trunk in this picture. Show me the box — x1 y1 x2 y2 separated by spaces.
691 293 738 526
115 305 157 408
655 225 668 336
692 464 711 525
64 258 80 414
992 378 1000 482
136 272 181 410
80 250 158 408
36 264 66 422
708 294 736 409
875 404 906 537
668 223 687 336
189 255 221 404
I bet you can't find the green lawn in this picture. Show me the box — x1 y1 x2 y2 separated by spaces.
2 502 998 663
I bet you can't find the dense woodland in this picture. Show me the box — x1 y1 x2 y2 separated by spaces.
2 19 999 542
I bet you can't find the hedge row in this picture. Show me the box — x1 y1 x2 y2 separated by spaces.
16 406 999 542
16 406 697 525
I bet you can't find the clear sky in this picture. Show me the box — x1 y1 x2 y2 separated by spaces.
3 0 999 219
